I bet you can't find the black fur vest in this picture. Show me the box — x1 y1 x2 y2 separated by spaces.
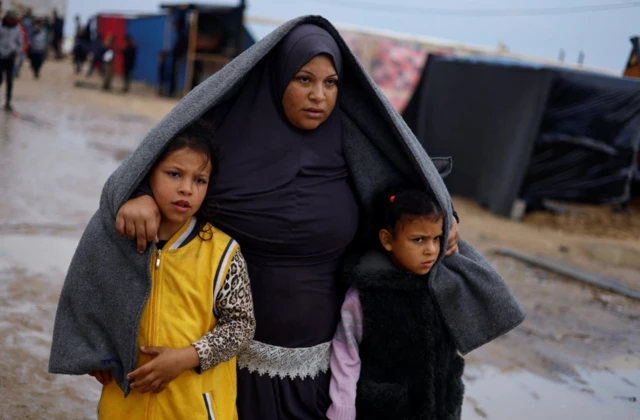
354 252 465 420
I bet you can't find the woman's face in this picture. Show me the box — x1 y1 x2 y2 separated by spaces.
282 55 339 130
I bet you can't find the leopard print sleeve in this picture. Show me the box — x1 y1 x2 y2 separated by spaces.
192 249 256 373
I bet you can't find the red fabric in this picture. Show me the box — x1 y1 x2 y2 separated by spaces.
20 24 28 52
97 15 127 74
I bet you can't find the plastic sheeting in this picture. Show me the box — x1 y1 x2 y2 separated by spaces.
403 55 640 216
523 72 640 205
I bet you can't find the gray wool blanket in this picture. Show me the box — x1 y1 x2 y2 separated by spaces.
49 15 525 395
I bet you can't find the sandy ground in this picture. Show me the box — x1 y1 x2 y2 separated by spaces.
0 60 638 419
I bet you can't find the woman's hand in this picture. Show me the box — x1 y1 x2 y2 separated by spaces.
89 370 113 385
127 346 200 394
445 217 460 256
115 195 161 253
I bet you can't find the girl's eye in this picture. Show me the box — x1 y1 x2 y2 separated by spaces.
413 238 424 243
435 236 443 242
167 171 179 178
196 178 208 185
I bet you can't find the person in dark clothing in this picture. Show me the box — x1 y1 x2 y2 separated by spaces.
72 15 89 74
72 42 88 74
122 34 137 92
327 188 465 420
51 9 63 60
86 31 104 77
114 22 470 420
157 50 169 96
28 19 47 79
0 10 23 110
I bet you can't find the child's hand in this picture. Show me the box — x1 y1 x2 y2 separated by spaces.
89 370 113 385
127 346 200 394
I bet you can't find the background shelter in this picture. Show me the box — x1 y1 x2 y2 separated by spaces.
160 2 251 95
403 55 640 217
94 3 254 94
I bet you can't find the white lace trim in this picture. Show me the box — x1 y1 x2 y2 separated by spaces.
237 340 331 380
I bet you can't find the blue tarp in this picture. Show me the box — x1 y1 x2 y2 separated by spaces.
126 14 187 90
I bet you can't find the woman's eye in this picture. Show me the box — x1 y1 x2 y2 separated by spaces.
298 76 310 83
326 79 338 86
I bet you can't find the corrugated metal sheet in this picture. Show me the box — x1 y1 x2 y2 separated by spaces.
125 13 185 91
126 15 167 85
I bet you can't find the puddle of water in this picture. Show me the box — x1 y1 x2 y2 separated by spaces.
9 111 53 127
463 365 639 420
0 234 79 275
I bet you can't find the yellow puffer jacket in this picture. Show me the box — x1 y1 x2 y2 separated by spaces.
98 219 239 420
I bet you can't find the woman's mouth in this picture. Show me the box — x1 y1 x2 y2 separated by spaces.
303 108 324 119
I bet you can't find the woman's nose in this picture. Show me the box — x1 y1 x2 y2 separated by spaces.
309 83 325 102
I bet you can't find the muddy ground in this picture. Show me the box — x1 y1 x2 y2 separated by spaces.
0 60 638 419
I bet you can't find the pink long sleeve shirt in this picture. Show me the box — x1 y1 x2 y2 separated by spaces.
326 288 363 420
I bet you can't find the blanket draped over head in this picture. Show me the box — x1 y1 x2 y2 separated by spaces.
49 15 525 394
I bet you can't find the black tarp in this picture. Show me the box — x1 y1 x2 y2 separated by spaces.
403 55 640 217
523 71 640 206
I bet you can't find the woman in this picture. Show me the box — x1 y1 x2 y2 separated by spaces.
50 17 523 420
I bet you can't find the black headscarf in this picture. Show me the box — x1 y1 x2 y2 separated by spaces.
209 24 356 259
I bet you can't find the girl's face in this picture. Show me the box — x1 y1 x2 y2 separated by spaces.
149 147 212 240
379 216 443 275
282 55 339 130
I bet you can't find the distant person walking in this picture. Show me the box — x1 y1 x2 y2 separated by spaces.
21 7 33 38
28 19 47 79
51 9 63 60
101 35 115 91
86 31 104 77
13 14 27 78
0 10 23 110
122 34 137 92
72 16 89 74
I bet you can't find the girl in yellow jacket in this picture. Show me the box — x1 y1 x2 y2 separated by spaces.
90 126 256 420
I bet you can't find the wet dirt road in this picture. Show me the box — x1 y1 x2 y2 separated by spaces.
1 61 638 419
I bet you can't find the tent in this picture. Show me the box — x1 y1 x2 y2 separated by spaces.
95 2 255 94
160 2 251 95
403 55 640 217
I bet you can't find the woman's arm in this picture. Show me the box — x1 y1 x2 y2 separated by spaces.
192 250 256 372
446 216 460 256
327 288 363 420
115 194 161 253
